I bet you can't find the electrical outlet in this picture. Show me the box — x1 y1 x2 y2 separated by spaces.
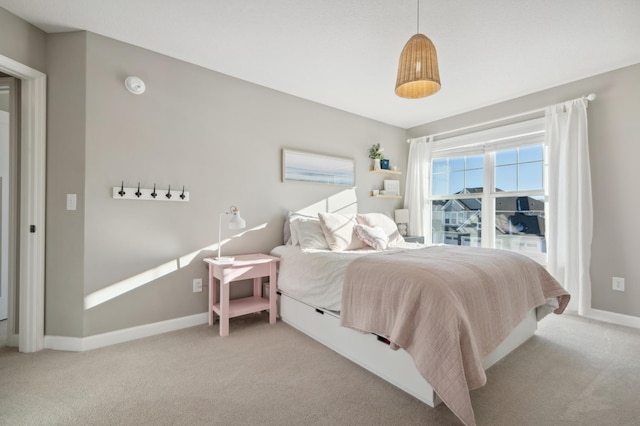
193 278 203 293
612 277 625 292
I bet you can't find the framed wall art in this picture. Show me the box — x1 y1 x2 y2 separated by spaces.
282 149 355 187
383 179 400 196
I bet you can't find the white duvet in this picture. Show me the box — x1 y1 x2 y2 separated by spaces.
270 242 421 311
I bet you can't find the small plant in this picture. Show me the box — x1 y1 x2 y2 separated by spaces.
368 143 385 160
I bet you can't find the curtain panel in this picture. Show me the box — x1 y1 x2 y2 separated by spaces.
404 137 432 237
545 99 592 314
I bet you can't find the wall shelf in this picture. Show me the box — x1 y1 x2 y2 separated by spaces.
370 194 402 199
369 167 401 175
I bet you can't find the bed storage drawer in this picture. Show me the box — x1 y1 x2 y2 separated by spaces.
277 290 440 407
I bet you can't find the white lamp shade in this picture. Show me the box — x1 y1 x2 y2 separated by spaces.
229 212 246 229
395 209 410 223
216 206 247 262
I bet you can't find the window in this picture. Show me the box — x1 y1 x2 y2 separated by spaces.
428 119 547 263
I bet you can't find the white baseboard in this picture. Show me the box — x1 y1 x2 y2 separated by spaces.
44 312 209 352
582 308 640 329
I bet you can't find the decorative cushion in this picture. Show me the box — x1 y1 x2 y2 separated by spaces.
356 212 405 246
318 212 367 251
354 224 388 250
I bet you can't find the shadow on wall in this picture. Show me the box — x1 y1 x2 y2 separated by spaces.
83 188 359 311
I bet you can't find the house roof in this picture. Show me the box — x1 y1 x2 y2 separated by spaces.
1 0 639 128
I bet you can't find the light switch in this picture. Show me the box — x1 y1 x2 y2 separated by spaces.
66 194 77 211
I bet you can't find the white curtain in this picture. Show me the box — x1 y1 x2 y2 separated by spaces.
545 98 592 315
404 137 432 238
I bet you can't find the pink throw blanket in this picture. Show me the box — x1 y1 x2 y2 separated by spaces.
340 245 569 426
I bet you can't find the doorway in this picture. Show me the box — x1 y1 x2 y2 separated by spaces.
0 55 46 353
0 76 17 347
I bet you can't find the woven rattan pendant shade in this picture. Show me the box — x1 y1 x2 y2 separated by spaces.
395 33 441 99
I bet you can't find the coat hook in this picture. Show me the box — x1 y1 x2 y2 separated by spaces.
118 181 126 197
180 186 186 200
166 184 172 199
135 182 142 198
151 184 157 198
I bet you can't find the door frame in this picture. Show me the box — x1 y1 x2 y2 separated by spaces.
0 76 18 324
0 54 46 353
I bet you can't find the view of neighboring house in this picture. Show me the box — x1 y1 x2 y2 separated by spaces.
432 187 546 255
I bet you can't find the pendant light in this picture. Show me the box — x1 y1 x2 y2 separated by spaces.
395 0 441 99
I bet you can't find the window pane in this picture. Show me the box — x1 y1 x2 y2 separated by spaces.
466 155 483 170
496 149 517 166
431 155 484 196
432 158 447 174
432 173 447 196
518 162 543 191
518 145 543 163
449 171 465 194
466 168 483 190
431 199 482 247
495 165 517 191
495 196 545 254
449 157 465 172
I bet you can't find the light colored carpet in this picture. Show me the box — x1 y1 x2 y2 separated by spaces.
1 313 639 425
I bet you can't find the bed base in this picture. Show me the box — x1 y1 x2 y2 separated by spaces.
275 289 537 407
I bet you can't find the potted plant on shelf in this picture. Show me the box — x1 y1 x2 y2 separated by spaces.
369 143 385 170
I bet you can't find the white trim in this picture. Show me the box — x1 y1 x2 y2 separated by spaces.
412 94 595 142
45 312 209 352
0 54 47 353
431 118 544 155
582 308 640 329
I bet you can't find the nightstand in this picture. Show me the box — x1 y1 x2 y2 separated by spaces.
404 235 425 244
204 254 279 336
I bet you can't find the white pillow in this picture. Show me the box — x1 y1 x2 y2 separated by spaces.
354 224 388 250
318 212 367 251
293 218 329 250
288 213 319 246
356 213 405 246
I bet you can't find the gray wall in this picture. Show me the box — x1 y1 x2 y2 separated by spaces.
46 31 408 337
410 63 640 318
0 92 8 112
45 32 87 337
0 7 46 72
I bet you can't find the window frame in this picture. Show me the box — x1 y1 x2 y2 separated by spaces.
427 118 547 264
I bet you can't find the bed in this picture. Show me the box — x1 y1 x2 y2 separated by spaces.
270 211 569 426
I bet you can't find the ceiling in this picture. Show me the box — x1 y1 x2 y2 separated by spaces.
1 0 639 129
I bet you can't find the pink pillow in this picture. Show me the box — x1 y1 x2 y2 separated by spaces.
356 213 404 246
354 224 388 250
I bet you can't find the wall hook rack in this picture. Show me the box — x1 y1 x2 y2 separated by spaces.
112 183 189 202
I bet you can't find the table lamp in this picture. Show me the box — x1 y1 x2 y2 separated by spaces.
395 208 409 237
216 205 246 262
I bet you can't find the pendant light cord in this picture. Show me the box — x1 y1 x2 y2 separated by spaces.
416 0 420 33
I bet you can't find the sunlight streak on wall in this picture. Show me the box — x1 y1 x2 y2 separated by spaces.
84 223 269 310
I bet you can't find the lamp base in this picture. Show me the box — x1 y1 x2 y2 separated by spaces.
214 256 235 263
